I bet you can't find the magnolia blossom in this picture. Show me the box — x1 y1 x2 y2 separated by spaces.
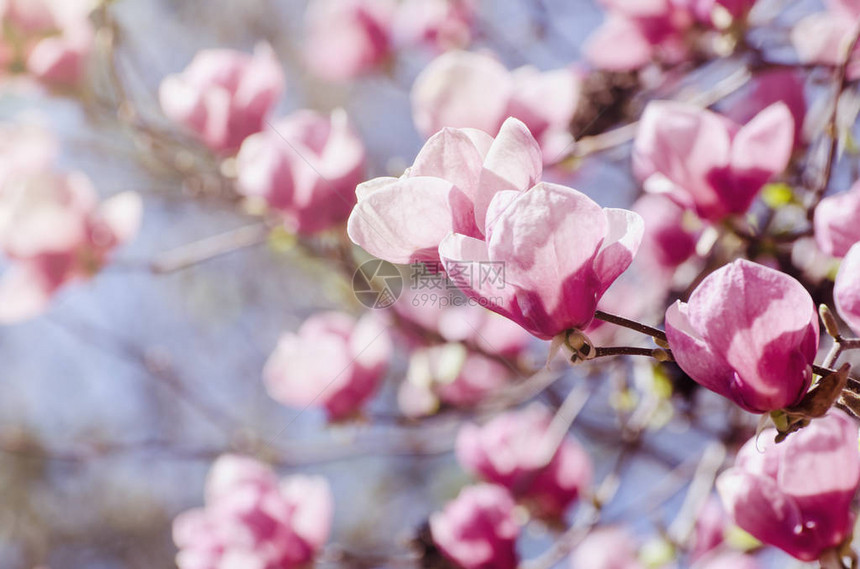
814 180 860 258
632 193 700 274
456 405 592 519
717 410 860 561
411 50 580 159
304 0 394 82
585 0 694 71
236 108 365 235
429 484 520 569
569 527 643 569
398 343 512 417
792 1 860 80
173 454 332 569
348 117 543 265
0 170 141 323
159 44 285 154
634 101 794 222
725 69 807 148
264 311 391 420
691 498 727 561
835 243 860 336
392 0 475 52
665 259 819 413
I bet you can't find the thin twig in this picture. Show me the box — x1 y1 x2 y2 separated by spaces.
594 310 668 343
151 223 270 273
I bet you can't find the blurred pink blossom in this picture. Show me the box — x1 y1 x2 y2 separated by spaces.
430 484 520 569
724 69 807 147
236 108 365 235
792 2 860 80
569 527 643 569
835 242 860 336
634 101 794 222
159 44 285 154
173 454 332 569
690 497 727 561
665 259 819 413
264 311 391 420
632 193 700 275
411 50 580 159
717 410 860 561
814 180 860 258
392 0 476 52
456 405 592 519
692 0 757 26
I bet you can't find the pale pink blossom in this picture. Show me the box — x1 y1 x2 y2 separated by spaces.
411 50 579 159
569 527 643 569
0 169 141 323
264 311 391 420
665 260 819 413
392 0 475 52
814 180 860 258
236 108 365 235
439 182 643 340
304 0 394 82
717 410 860 561
456 405 592 519
632 193 700 274
835 242 860 336
159 44 285 154
792 2 860 80
429 484 520 569
634 101 794 222
173 454 332 569
348 117 542 265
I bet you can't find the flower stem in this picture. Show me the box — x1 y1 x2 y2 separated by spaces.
593 310 668 343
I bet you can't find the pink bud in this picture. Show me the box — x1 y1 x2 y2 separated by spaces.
173 454 332 569
263 311 391 420
236 108 365 235
717 410 860 561
159 44 285 154
456 405 592 519
665 259 819 413
26 24 92 85
569 527 643 569
835 242 860 336
304 0 394 82
634 101 794 222
429 484 520 569
439 183 643 339
814 181 860 258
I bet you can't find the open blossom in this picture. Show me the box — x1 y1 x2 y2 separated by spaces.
412 51 580 159
0 170 141 324
392 0 475 52
430 484 519 569
569 527 643 569
159 44 285 154
236 108 365 235
792 1 860 80
633 101 794 222
173 454 332 569
264 311 391 420
814 180 860 258
717 410 860 561
665 259 819 413
304 0 394 82
348 117 542 265
835 243 860 336
440 182 643 340
725 69 807 148
632 193 700 274
456 405 592 519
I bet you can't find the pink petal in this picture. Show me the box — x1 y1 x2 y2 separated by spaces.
0 263 54 323
592 208 644 295
835 243 860 335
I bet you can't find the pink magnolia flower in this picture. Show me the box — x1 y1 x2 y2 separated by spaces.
835 242 860 336
411 50 580 159
236 108 365 235
584 0 694 71
392 0 475 52
456 405 592 519
439 182 643 340
569 527 643 569
632 193 700 274
0 170 141 323
304 0 394 82
173 454 333 569
690 498 727 561
634 101 794 222
429 484 520 569
159 44 285 154
814 180 860 258
665 259 819 413
717 410 860 561
348 117 543 265
792 2 860 81
724 69 807 148
264 311 391 420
